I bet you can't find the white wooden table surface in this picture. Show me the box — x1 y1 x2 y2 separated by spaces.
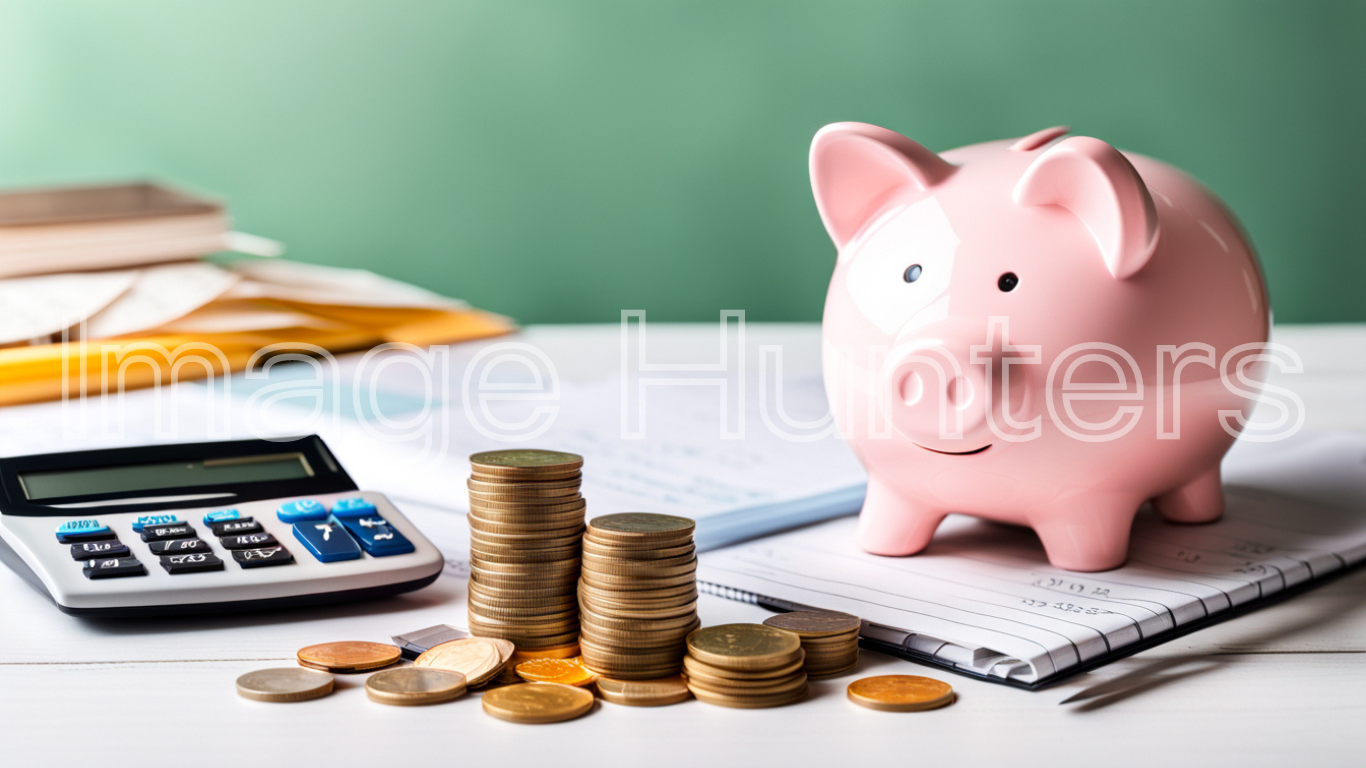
2 323 1364 768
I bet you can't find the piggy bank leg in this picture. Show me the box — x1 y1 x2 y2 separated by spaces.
855 477 947 556
1030 494 1142 572
1153 466 1224 524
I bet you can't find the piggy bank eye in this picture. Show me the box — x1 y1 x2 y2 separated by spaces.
903 264 923 283
998 272 1019 292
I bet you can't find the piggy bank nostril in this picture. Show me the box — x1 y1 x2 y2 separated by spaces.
900 372 924 406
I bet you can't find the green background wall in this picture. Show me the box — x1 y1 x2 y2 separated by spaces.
0 1 1362 324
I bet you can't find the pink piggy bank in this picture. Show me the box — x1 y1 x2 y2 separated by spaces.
813 123 1270 571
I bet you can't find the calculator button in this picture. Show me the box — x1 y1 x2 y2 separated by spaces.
131 514 181 532
338 515 414 557
277 499 327 523
203 509 243 525
83 557 146 579
141 524 196 542
159 552 225 574
71 540 130 561
292 521 362 563
220 533 279 550
330 497 377 519
211 519 262 537
149 538 211 555
232 546 295 569
55 519 114 543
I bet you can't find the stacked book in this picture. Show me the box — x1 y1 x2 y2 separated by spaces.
0 181 513 405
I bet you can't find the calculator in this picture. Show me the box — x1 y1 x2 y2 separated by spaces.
0 436 445 617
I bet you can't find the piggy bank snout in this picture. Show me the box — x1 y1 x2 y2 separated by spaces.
878 335 1029 449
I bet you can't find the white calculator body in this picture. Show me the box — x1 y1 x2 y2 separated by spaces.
0 436 444 617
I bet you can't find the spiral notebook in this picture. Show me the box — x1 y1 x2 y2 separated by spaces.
696 431 1366 689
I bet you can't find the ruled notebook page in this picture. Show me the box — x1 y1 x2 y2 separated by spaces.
697 431 1366 685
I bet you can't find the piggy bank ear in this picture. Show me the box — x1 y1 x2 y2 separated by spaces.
1013 136 1160 280
810 122 955 253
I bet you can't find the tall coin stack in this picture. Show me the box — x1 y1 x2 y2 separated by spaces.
466 450 585 650
578 513 700 679
762 610 861 678
683 624 808 708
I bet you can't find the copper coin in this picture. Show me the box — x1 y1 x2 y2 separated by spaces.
846 675 955 712
296 641 401 673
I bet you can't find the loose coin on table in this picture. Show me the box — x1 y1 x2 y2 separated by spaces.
413 637 510 687
596 675 693 707
514 656 598 687
481 682 596 724
365 667 468 706
236 667 335 703
846 675 955 712
297 641 402 673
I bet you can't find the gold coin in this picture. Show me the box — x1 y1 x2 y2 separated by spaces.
682 654 806 683
587 513 695 539
581 540 696 559
846 675 955 712
468 487 583 502
577 608 699 631
468 498 587 514
471 527 584 545
235 667 334 702
471 466 583 482
596 675 692 707
365 667 468 706
468 603 579 623
296 641 401 673
469 476 581 492
467 516 585 535
481 682 595 724
806 663 860 679
470 449 583 474
685 624 802 671
684 670 808 697
514 656 598 687
509 643 581 662
763 610 862 638
577 581 697 602
579 571 696 590
413 637 506 687
688 683 808 709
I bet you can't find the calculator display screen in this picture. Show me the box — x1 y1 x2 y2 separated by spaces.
17 453 313 501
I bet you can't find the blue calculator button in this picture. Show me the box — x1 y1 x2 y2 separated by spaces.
330 497 378 519
277 499 328 523
55 519 113 543
337 515 414 557
132 514 181 532
203 509 242 525
292 521 362 563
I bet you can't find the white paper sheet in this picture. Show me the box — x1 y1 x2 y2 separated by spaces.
0 271 136 345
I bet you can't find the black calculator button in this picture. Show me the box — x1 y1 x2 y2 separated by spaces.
159 553 225 574
141 524 196 542
71 540 130 561
232 546 295 568
220 532 279 550
210 519 262 537
83 557 146 579
149 538 211 555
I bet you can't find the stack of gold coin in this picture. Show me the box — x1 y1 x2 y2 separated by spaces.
577 513 699 679
683 623 808 708
466 450 585 649
762 610 861 678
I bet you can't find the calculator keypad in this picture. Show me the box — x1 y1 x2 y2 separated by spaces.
338 515 414 557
